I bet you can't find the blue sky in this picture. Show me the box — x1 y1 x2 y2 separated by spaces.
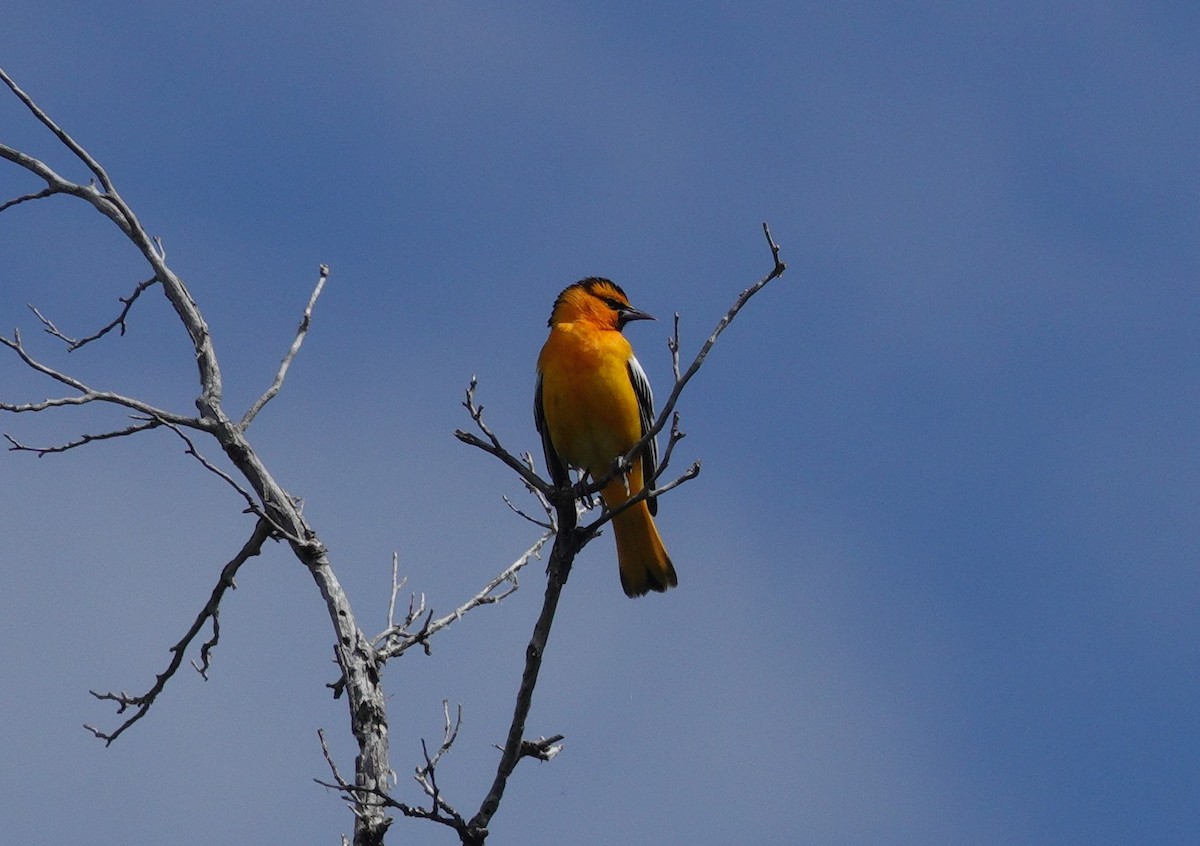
2 3 1197 844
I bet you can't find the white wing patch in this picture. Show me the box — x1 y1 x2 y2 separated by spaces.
627 354 660 515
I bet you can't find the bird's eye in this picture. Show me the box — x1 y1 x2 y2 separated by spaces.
602 297 625 311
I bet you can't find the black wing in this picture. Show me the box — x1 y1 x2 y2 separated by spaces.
626 354 659 516
534 370 570 489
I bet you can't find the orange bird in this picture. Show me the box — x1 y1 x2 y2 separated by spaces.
535 278 678 597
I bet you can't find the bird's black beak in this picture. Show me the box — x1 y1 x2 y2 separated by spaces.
618 305 656 327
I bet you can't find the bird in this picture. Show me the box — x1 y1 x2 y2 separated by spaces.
534 277 678 597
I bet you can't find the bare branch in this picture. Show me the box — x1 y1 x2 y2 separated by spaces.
317 724 464 835
0 393 94 414
763 220 785 270
501 451 556 528
517 734 565 762
668 311 682 382
385 553 406 632
2 67 224 417
413 700 466 821
240 264 330 429
318 728 353 795
467 522 576 840
317 730 402 831
454 377 554 498
4 417 161 456
375 531 551 661
422 700 462 775
501 494 553 530
5 71 393 845
0 329 202 428
29 276 160 351
84 519 273 744
587 460 701 536
650 412 686 484
0 185 60 213
156 420 271 522
0 66 117 193
314 773 452 833
0 141 111 215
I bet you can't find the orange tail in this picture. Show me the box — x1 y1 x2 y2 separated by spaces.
610 495 678 597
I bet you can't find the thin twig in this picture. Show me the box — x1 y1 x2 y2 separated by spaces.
4 417 161 456
0 185 59 213
423 701 462 774
29 275 160 351
649 412 686 484
454 377 553 497
386 553 405 631
0 329 203 427
84 519 273 744
668 312 682 382
317 724 466 833
502 451 556 528
240 265 329 429
374 531 551 661
467 520 576 841
0 66 117 193
158 420 271 524
502 494 554 529
414 700 464 815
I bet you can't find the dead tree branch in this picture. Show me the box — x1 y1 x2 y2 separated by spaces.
30 276 161 351
0 185 60 213
374 531 552 662
318 708 472 837
464 513 581 845
240 264 330 429
2 67 394 846
4 417 162 456
454 378 554 498
0 329 205 429
413 700 466 816
84 518 274 744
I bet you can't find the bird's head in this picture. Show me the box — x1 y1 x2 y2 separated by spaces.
548 277 656 330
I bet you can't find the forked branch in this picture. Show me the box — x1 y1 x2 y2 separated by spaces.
84 518 274 745
29 276 161 351
374 531 553 662
2 67 393 846
0 329 204 429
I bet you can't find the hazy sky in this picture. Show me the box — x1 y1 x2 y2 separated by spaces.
2 3 1197 844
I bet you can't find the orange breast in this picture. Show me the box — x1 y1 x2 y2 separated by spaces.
537 321 643 482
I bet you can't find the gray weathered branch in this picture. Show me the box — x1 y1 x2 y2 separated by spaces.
84 518 274 744
240 264 329 429
375 531 552 662
2 67 393 846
